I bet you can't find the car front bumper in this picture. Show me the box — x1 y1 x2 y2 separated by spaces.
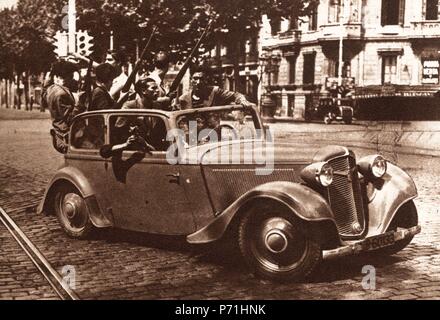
322 225 421 260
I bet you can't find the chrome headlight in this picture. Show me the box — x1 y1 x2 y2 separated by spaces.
358 155 387 179
372 155 387 178
301 162 334 187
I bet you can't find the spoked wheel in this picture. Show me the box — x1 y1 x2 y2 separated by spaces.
54 184 94 239
239 209 322 281
374 201 418 256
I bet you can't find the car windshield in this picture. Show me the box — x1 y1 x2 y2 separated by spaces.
175 107 260 146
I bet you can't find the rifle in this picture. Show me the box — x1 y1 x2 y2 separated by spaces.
167 15 216 97
115 26 158 109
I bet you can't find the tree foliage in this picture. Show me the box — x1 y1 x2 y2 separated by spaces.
0 0 319 78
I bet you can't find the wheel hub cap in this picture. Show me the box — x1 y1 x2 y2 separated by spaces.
64 202 77 219
265 229 288 253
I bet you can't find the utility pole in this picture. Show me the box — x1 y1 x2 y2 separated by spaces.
338 0 345 91
337 0 350 104
68 0 76 54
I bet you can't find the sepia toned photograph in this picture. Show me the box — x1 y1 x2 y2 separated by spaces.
0 0 439 305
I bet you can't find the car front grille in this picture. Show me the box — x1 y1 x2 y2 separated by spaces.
327 156 366 238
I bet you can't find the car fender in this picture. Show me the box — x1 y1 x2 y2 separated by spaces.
367 162 418 236
187 181 340 245
37 166 113 228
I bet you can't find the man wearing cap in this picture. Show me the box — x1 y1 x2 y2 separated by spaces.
90 63 118 111
44 60 84 154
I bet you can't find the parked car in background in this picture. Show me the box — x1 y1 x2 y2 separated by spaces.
306 97 354 125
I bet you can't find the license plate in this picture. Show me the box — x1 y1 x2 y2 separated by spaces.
362 233 395 251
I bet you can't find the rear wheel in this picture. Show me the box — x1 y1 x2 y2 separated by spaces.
238 207 322 281
375 201 418 256
54 184 94 239
324 115 332 125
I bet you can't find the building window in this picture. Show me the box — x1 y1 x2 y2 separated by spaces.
329 0 341 23
270 18 281 35
309 8 318 30
381 0 405 26
426 0 439 20
288 56 296 84
303 53 316 85
348 0 361 22
382 55 398 84
328 59 351 78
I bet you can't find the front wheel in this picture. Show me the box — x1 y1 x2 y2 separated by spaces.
375 201 418 256
343 117 353 125
238 208 322 281
324 115 332 125
54 184 94 239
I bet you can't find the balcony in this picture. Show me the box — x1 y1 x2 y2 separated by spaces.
262 29 301 50
409 21 440 39
319 23 363 41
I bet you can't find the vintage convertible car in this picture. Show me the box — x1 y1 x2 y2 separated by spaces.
38 105 421 281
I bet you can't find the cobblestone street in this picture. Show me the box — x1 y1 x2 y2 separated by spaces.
1 116 439 300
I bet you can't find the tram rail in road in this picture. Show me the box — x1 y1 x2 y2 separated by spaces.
0 206 79 300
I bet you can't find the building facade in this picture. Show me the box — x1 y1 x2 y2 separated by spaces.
205 34 260 104
261 0 440 120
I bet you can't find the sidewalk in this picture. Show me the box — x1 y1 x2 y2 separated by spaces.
0 107 50 121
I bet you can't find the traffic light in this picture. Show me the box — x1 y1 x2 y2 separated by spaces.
53 31 68 57
76 30 94 56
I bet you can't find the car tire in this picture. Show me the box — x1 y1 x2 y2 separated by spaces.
374 201 418 256
238 207 322 282
324 116 332 125
54 184 94 239
344 117 352 125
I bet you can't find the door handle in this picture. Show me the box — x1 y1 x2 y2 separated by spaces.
166 173 181 185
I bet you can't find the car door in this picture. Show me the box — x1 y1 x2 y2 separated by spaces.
105 113 196 235
68 114 114 213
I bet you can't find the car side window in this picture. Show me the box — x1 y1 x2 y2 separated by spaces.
71 116 106 150
110 115 169 152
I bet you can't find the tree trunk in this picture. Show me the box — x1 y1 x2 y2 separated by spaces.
16 73 21 110
6 79 10 108
24 71 30 111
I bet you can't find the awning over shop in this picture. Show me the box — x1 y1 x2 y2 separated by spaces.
353 85 440 99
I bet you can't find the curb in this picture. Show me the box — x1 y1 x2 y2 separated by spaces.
272 121 440 157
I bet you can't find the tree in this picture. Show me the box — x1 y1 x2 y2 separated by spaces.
71 0 318 88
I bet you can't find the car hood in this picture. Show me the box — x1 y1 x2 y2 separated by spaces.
180 140 314 165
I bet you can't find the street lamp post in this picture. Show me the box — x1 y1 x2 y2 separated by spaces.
259 51 281 122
